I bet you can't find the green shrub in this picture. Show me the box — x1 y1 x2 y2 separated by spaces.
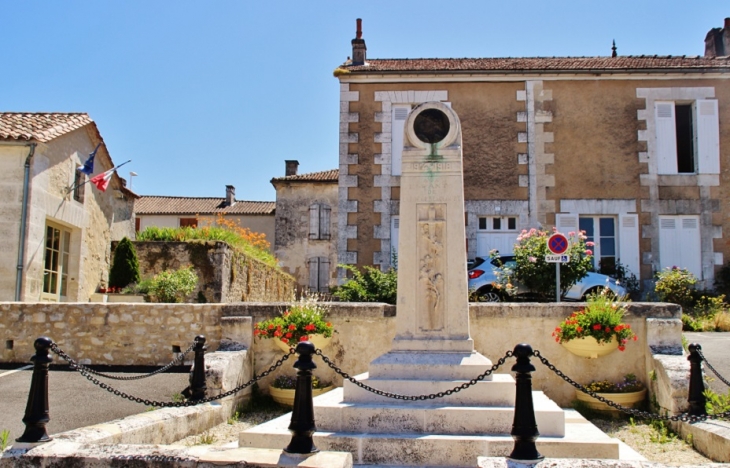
332 264 397 304
108 237 140 288
121 277 153 295
149 266 198 303
654 267 697 309
704 387 730 420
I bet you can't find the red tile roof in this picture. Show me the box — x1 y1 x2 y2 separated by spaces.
342 56 730 73
0 113 93 142
135 196 275 215
271 169 339 183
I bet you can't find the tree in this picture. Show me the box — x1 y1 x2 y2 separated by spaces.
108 237 141 289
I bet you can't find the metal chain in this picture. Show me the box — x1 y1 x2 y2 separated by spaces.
532 349 730 423
697 349 730 387
315 348 513 400
68 348 295 407
50 339 199 381
110 454 196 463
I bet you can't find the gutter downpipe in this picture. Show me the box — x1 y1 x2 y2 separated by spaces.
16 142 36 301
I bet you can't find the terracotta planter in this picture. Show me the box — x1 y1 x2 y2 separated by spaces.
269 385 334 407
274 334 332 353
562 336 618 359
576 388 647 413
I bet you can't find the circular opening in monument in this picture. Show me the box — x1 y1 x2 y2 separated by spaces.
413 108 450 144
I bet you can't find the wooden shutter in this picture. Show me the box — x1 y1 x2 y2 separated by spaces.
308 257 319 291
658 217 680 272
318 257 330 292
695 99 720 175
319 205 331 240
391 106 410 176
309 204 320 239
618 214 640 277
680 217 702 279
655 102 678 174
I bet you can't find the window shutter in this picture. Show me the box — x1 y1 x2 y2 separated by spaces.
555 214 579 236
318 257 330 292
391 106 410 176
320 205 331 240
309 204 320 239
658 217 680 273
695 99 720 175
618 214 640 277
308 257 319 291
390 216 400 262
680 217 702 279
655 102 678 174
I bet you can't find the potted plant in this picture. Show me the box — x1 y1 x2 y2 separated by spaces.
254 293 334 352
552 288 637 358
269 374 334 406
575 374 646 413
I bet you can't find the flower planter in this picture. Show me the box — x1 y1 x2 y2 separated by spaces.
576 388 647 413
562 335 618 359
274 334 332 353
269 385 334 407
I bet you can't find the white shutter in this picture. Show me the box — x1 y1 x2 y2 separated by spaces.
659 217 681 272
391 106 410 176
695 99 720 175
655 102 678 175
318 257 330 292
618 214 640 277
555 214 579 236
309 204 320 239
390 216 400 262
680 217 702 279
308 258 319 291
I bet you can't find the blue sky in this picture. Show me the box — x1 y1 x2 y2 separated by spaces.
1 1 726 201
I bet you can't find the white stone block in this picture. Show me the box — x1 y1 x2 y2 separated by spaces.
516 90 526 101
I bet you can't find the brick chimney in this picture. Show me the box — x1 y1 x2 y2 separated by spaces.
351 18 367 66
285 160 299 176
225 185 235 206
704 17 730 57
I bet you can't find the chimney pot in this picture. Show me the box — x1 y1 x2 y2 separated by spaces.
725 17 730 30
225 185 235 206
356 18 362 39
351 18 367 66
285 160 299 177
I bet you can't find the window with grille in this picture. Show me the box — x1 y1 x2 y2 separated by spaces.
309 204 331 240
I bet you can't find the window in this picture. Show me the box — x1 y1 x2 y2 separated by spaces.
308 257 330 292
476 216 518 257
655 100 720 175
391 105 411 176
179 218 198 228
579 217 616 273
73 171 85 203
659 216 701 279
41 223 71 302
309 203 331 240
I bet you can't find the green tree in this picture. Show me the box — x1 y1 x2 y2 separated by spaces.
149 266 198 303
108 237 141 289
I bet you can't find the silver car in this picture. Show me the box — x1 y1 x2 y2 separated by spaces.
467 255 627 302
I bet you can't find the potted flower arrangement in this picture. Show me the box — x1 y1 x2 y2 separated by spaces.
254 293 335 352
575 374 646 413
269 374 334 406
552 288 637 358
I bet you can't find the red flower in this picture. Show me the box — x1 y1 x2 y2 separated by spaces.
268 324 275 329
299 335 309 342
576 326 583 333
592 324 601 331
276 325 282 331
614 325 623 332
326 322 332 328
281 337 288 343
288 324 296 330
274 330 282 337
285 332 293 338
605 326 611 333
304 324 316 332
633 335 638 341
284 311 290 316
618 345 626 351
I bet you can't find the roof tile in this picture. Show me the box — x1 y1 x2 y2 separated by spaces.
0 113 93 142
271 169 339 182
135 197 275 215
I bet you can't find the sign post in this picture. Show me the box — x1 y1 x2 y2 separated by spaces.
547 233 569 302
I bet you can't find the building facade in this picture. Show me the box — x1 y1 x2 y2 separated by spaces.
271 160 339 293
0 113 136 301
335 19 730 290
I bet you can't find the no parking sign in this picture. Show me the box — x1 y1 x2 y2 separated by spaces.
547 233 569 255
547 232 569 301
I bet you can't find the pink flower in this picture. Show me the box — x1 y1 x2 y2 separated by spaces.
586 241 595 247
568 231 575 237
585 250 593 255
528 256 537 263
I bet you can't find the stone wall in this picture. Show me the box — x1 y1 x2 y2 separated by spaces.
1 301 683 408
123 241 295 303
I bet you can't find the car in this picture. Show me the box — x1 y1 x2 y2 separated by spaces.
467 255 627 302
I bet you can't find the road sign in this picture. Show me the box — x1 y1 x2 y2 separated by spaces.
546 254 570 263
547 233 569 255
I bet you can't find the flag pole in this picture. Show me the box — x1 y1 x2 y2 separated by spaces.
66 160 132 194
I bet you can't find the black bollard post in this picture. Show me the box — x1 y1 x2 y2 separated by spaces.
189 335 207 401
687 343 706 417
16 337 53 444
508 343 544 463
284 341 319 454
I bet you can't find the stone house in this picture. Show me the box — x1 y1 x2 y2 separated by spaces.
135 185 276 252
0 113 137 301
270 160 338 292
334 18 730 290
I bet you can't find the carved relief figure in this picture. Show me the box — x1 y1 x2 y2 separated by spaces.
417 204 446 331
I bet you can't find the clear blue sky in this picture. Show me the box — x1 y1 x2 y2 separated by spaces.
1 1 726 201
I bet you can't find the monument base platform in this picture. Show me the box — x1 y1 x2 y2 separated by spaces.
368 350 494 380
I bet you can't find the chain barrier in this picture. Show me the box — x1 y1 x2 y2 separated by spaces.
315 348 514 400
50 339 199 381
697 348 730 387
110 454 196 463
64 345 295 407
532 349 730 423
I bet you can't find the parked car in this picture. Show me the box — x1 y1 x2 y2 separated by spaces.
467 255 627 302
